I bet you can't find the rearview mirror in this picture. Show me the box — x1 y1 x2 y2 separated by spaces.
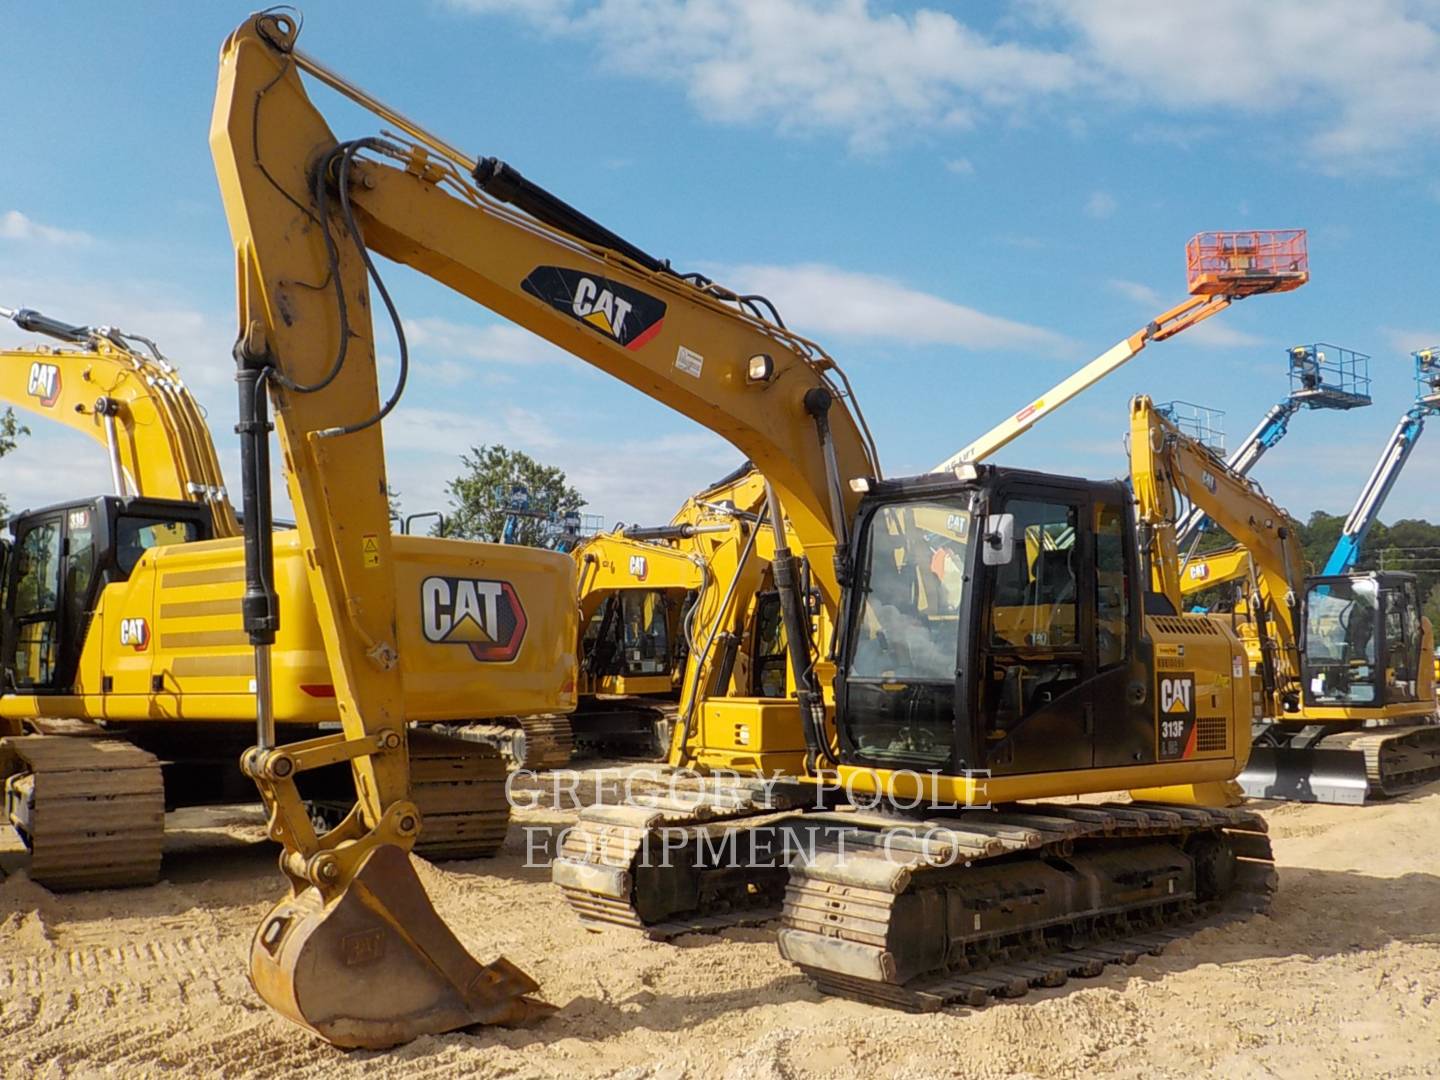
982 513 1015 566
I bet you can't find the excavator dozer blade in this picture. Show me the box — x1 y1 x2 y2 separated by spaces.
250 844 553 1049
1238 745 1370 805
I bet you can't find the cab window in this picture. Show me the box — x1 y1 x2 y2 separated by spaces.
849 501 969 680
989 500 1078 650
116 515 201 576
842 499 970 769
64 508 99 646
1094 502 1128 668
10 518 62 688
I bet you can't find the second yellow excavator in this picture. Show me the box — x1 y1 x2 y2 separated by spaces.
0 309 578 888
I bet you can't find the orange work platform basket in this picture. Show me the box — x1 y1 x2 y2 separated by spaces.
1186 230 1308 297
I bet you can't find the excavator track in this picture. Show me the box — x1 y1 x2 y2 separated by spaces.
407 729 512 859
556 798 1275 1010
571 699 677 761
778 802 1273 1010
1326 724 1440 798
554 777 811 935
0 734 165 890
434 715 574 771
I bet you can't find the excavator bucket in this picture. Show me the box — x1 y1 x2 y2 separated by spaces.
1238 745 1370 805
250 844 553 1049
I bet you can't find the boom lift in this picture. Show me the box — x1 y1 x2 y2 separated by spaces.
934 230 1308 472
208 12 1305 1043
1176 343 1372 553
1321 348 1440 577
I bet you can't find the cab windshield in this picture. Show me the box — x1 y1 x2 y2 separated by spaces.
849 501 968 679
1304 576 1422 706
1304 577 1379 704
842 499 969 768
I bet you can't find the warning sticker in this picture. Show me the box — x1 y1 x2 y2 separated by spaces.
361 533 381 568
675 346 704 378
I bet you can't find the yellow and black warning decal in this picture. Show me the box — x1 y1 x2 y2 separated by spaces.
421 576 527 661
361 533 381 568
1157 671 1197 759
521 267 666 349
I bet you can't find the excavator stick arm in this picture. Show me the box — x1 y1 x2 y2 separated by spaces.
212 13 552 1046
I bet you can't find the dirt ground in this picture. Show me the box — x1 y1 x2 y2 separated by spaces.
3 778 1439 1079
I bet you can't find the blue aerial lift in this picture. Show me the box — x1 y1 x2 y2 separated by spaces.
1319 348 1440 575
1177 343 1372 548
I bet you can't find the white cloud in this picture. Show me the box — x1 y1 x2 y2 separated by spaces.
719 262 1065 349
1384 327 1440 354
452 0 1440 168
382 403 741 527
1181 320 1267 349
0 273 234 399
1107 278 1163 307
383 403 563 456
405 317 575 366
1084 191 1117 219
1037 0 1440 165
0 210 92 247
447 0 1078 152
945 157 975 176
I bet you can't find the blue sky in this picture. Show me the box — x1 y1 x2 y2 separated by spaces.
2 1 1438 529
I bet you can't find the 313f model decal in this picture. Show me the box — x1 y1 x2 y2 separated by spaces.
521 267 666 350
1157 672 1197 759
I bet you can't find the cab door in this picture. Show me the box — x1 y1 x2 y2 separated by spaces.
976 488 1094 774
4 513 65 691
974 481 1148 776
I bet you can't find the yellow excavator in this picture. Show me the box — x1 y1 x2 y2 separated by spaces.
450 462 776 767
1172 459 1439 801
570 462 782 759
0 309 577 887
204 11 1309 1046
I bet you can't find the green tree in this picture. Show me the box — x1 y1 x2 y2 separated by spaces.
440 444 584 546
0 407 29 518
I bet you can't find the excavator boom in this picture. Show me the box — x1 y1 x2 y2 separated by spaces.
1 307 236 535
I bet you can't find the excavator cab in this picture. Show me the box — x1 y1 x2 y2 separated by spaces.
581 589 678 693
837 468 1155 778
1 496 211 693
1301 571 1426 711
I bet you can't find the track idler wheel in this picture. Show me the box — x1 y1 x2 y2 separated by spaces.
249 844 553 1049
1186 832 1237 901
